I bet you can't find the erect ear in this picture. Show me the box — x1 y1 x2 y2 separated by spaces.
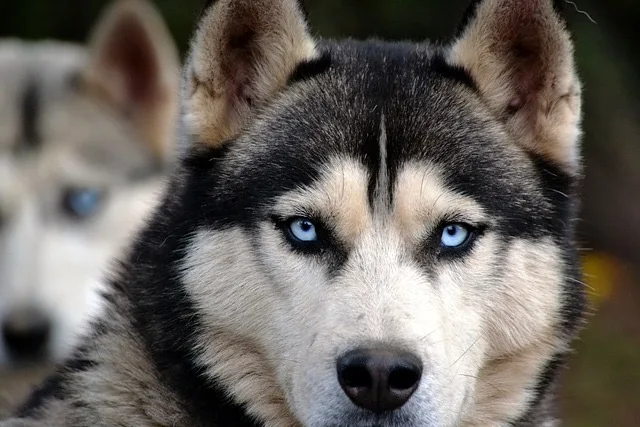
82 0 180 160
184 0 317 148
448 0 582 173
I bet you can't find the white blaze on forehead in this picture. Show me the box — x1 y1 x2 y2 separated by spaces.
373 112 389 215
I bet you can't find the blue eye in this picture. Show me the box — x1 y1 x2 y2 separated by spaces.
440 224 471 248
288 217 318 242
62 188 105 220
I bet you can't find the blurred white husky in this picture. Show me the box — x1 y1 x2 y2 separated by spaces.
0 0 179 414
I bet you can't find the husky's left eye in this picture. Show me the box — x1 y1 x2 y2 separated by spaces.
61 188 105 220
440 223 472 248
288 217 318 243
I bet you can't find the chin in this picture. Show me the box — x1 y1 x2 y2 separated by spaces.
305 406 442 427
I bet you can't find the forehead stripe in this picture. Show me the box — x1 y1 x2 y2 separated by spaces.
373 112 389 215
19 79 42 150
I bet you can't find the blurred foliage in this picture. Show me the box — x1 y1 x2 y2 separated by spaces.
1 0 639 425
583 253 620 304
563 258 640 426
564 313 640 427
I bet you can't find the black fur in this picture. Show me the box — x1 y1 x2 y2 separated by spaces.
287 41 567 242
529 155 586 335
288 50 332 85
17 355 96 418
18 79 41 151
429 52 477 91
16 376 65 418
118 148 264 426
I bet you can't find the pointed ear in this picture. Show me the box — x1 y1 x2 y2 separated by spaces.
449 0 582 172
82 0 180 160
184 0 317 148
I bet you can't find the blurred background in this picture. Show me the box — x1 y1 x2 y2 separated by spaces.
1 0 638 424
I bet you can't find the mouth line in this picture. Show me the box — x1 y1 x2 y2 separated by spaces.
317 411 418 427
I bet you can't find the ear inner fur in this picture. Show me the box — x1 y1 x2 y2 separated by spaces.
82 0 180 161
448 0 582 173
184 0 317 149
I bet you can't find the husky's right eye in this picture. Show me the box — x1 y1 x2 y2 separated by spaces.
440 224 471 248
273 216 326 253
289 218 318 243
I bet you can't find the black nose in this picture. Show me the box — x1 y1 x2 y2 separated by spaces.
337 347 422 413
2 308 51 361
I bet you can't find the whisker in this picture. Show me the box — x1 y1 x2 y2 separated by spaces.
450 336 481 368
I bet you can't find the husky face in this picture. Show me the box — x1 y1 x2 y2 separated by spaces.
0 0 178 397
181 50 574 426
174 0 584 426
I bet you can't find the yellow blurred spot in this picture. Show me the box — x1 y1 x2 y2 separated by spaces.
582 252 619 305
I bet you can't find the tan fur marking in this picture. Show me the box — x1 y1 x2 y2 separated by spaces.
393 162 488 243
273 158 371 245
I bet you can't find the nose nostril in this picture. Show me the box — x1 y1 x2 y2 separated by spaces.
341 364 372 389
389 365 421 391
337 347 422 413
2 310 51 361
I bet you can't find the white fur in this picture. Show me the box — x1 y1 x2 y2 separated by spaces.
0 155 164 365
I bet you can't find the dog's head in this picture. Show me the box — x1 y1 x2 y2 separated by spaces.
174 0 584 425
0 0 178 375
